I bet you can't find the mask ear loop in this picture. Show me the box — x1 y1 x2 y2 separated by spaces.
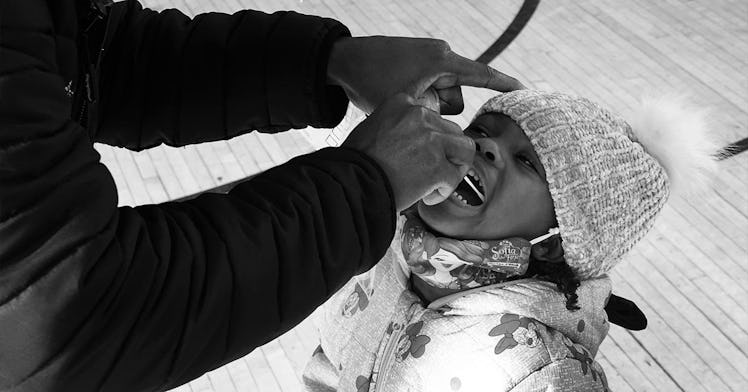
529 227 560 245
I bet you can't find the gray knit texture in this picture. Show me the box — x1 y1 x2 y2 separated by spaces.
475 90 669 279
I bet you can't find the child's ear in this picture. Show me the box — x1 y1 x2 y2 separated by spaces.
604 294 647 331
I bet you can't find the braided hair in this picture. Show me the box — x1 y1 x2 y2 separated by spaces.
526 234 580 311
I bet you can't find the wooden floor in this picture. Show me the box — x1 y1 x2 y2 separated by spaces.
98 1 748 391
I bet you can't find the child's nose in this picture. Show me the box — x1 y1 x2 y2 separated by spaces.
475 138 505 168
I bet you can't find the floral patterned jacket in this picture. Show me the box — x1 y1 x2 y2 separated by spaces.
303 217 613 392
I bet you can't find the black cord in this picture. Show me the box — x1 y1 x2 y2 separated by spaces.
475 0 540 65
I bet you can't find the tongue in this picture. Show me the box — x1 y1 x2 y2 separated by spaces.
455 178 483 206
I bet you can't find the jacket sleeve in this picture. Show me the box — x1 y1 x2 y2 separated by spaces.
91 0 350 150
0 1 394 391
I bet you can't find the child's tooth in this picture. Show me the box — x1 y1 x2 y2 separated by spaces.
468 168 476 177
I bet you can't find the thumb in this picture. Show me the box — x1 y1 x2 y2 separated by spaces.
442 132 476 166
422 163 470 205
421 133 474 205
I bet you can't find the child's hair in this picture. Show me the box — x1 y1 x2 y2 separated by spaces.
526 235 580 310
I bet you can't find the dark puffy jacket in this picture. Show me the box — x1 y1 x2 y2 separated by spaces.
0 1 395 390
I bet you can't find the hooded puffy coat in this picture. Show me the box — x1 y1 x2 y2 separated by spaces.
304 216 612 392
0 1 395 390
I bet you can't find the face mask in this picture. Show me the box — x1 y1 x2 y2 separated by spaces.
400 212 560 289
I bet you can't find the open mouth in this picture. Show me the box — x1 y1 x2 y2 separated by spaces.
451 168 485 206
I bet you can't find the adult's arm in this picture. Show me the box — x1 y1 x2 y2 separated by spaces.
91 0 349 150
0 1 393 390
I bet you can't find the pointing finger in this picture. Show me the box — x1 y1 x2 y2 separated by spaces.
438 51 525 92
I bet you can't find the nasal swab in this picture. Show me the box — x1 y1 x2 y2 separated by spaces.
463 176 485 202
530 227 560 245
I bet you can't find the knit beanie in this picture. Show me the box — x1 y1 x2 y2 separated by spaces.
474 90 718 279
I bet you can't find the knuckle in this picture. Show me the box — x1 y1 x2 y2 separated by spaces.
482 65 495 87
427 39 451 60
433 39 450 51
409 105 431 119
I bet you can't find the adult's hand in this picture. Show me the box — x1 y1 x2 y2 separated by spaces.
327 36 524 114
342 93 475 211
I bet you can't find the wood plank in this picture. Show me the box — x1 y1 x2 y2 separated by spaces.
226 134 262 176
168 383 193 392
654 208 748 302
195 142 229 185
621 252 748 390
611 274 719 391
213 140 247 182
243 350 283 392
595 353 636 392
582 2 748 121
606 327 683 392
597 333 660 391
643 228 748 340
180 144 218 192
673 192 748 255
254 132 291 166
113 147 152 206
260 341 302 391
224 357 261 392
132 149 158 180
148 147 186 200
272 131 303 159
143 176 169 204
652 0 748 68
657 205 748 290
626 0 745 107
163 145 203 197
206 366 237 392
716 157 748 215
187 373 214 392
242 133 276 171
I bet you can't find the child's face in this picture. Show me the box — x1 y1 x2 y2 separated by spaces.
417 113 556 240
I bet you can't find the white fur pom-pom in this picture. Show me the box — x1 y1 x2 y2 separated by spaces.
628 95 720 196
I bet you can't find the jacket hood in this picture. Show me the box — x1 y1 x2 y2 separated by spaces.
429 277 612 356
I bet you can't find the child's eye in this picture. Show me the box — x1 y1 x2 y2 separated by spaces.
465 127 489 138
518 154 537 172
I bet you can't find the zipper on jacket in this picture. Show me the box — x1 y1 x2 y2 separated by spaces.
74 0 109 127
370 322 404 392
370 304 421 391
